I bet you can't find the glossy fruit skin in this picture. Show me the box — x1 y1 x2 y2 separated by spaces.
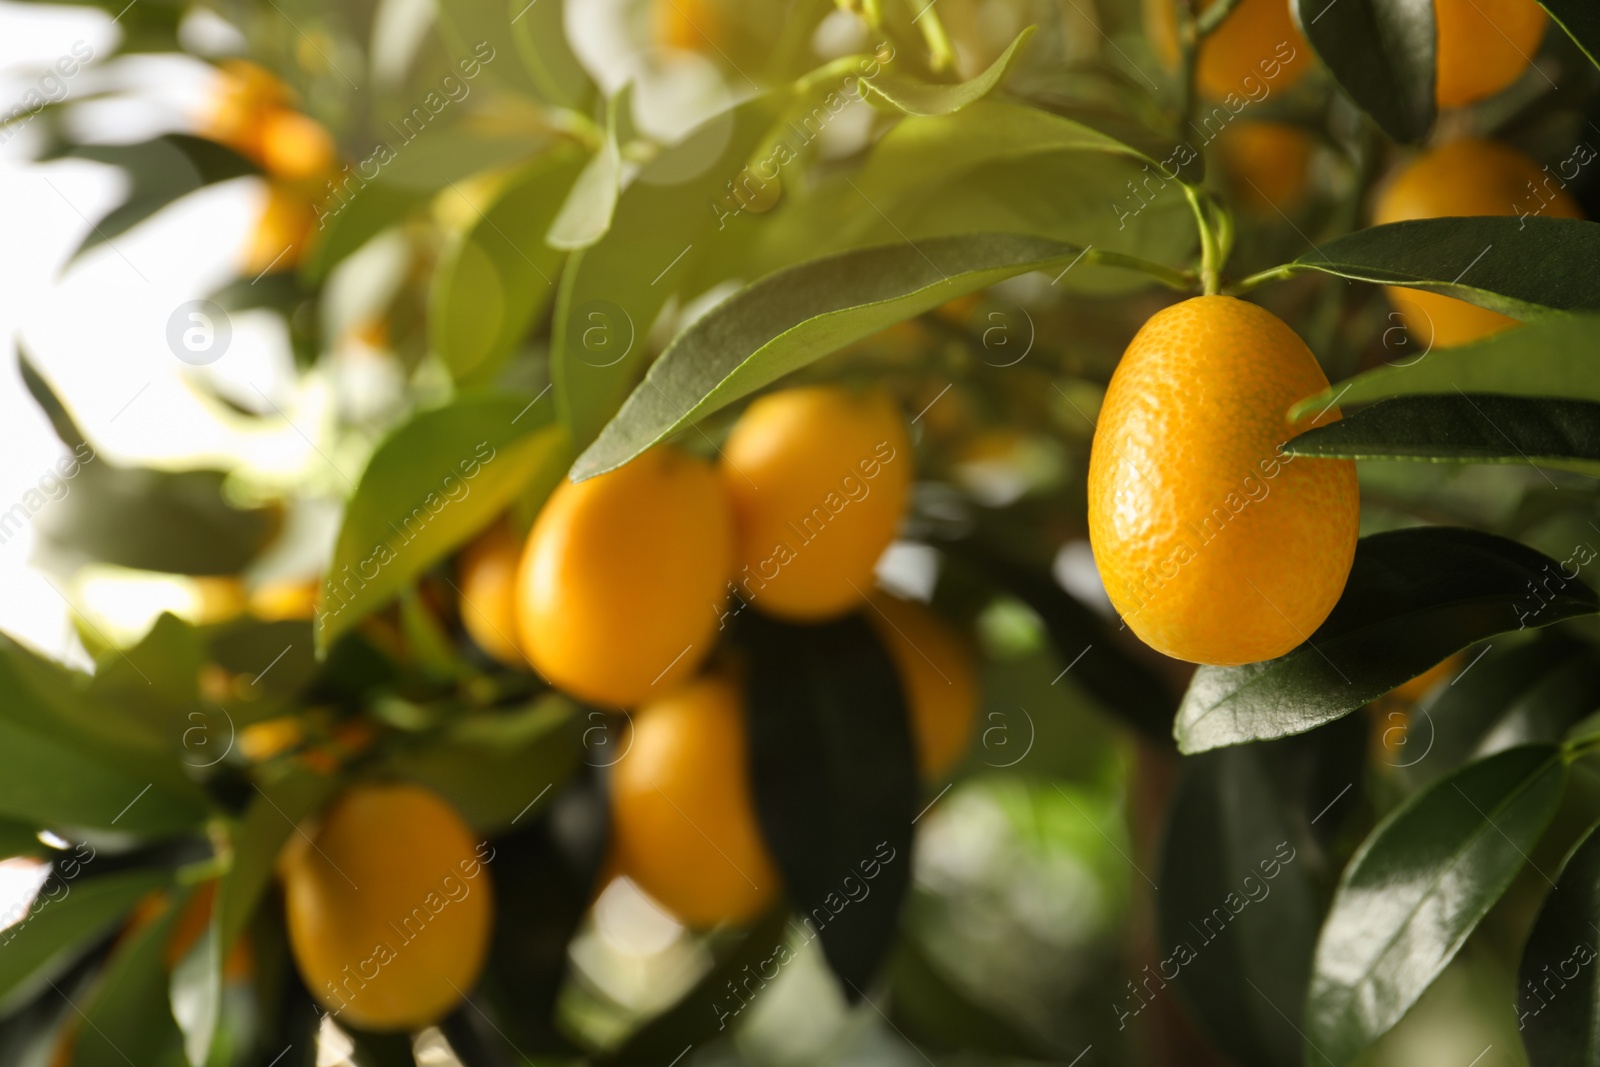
866 593 979 780
610 674 778 926
281 783 492 1032
720 387 912 621
517 446 733 707
1088 296 1359 666
1145 0 1309 101
1218 121 1315 214
1435 0 1547 108
458 522 526 668
1374 138 1582 347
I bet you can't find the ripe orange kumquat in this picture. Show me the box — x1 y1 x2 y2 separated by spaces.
280 783 492 1031
517 446 734 707
720 387 912 622
1087 296 1360 666
609 674 778 926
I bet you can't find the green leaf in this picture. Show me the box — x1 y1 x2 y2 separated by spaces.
1285 394 1600 469
316 391 567 653
70 887 187 1067
220 767 339 957
301 181 426 282
1174 527 1600 754
1292 0 1435 143
385 696 582 834
62 135 256 265
1157 743 1322 1067
1289 217 1600 321
0 867 172 1014
743 98 1199 294
740 611 917 992
1538 0 1600 70
859 27 1034 116
571 233 1085 479
29 459 277 577
509 0 596 110
1519 818 1600 1065
1399 637 1595 788
1307 745 1566 1065
551 91 789 452
430 145 586 382
1291 314 1600 419
0 636 211 836
546 86 630 251
887 935 1056 1058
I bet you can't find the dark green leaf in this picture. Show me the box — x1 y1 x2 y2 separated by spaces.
552 91 789 452
1519 818 1600 1065
454 773 606 1059
859 27 1034 116
221 766 339 956
1538 0 1600 70
1175 527 1600 753
301 181 426 281
1399 637 1591 788
63 135 256 265
70 887 187 1067
887 935 1056 1058
1157 743 1321 1067
0 867 172 1014
316 391 567 653
509 0 596 110
740 611 918 993
1307 745 1566 1065
1292 0 1434 143
601 909 789 1065
1290 217 1600 321
385 696 582 834
430 144 586 382
1286 394 1600 468
0 636 211 836
952 546 1175 743
1292 314 1600 419
572 234 1086 480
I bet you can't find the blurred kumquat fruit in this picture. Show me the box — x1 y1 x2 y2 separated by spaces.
1144 0 1309 101
281 783 492 1031
457 521 527 668
720 386 913 622
866 592 980 780
517 446 733 707
1373 137 1582 347
609 673 778 926
1434 0 1548 108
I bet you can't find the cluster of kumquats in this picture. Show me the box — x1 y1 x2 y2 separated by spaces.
201 59 336 275
166 0 1573 1038
1089 0 1576 667
232 386 979 1032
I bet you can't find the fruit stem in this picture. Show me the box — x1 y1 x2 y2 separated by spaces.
913 0 957 73
1225 262 1302 295
1080 248 1198 291
1195 0 1246 36
1182 184 1222 295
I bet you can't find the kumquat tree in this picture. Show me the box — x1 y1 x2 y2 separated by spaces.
1 0 1599 1063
